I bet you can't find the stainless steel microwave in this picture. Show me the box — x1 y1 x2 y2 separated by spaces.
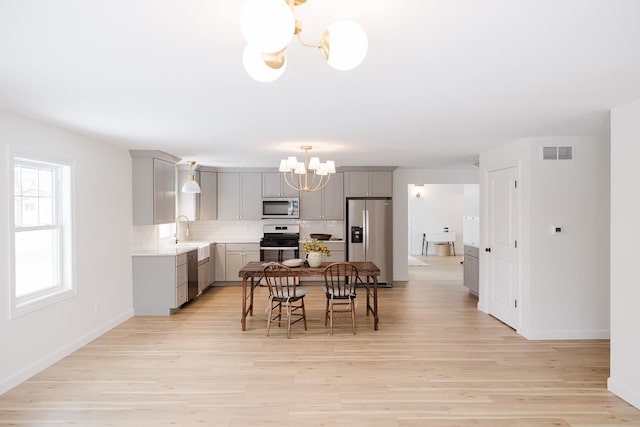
262 198 299 219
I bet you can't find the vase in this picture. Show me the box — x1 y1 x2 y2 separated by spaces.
307 251 322 268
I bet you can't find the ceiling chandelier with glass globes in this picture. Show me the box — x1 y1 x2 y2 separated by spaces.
241 0 368 82
279 145 336 192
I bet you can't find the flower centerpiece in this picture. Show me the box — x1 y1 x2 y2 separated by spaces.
303 238 331 267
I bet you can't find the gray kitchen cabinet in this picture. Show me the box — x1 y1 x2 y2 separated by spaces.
198 258 210 295
463 245 479 296
199 171 218 220
177 168 200 220
262 172 299 197
225 243 260 281
153 159 177 223
299 241 344 281
132 252 190 315
218 172 262 219
344 171 392 197
300 172 344 219
322 241 345 262
208 243 216 286
131 153 177 225
214 243 226 282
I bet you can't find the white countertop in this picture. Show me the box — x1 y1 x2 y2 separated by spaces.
132 246 199 257
131 240 261 256
132 240 211 257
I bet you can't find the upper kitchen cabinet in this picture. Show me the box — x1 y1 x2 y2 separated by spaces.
300 172 344 220
131 150 179 225
218 172 261 220
344 171 393 197
262 172 299 197
199 171 218 220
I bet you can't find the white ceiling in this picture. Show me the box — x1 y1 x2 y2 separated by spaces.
1 0 640 169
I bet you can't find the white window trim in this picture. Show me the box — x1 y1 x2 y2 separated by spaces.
9 150 76 319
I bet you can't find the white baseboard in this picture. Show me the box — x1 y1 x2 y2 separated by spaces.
0 309 134 395
518 327 610 340
608 377 640 410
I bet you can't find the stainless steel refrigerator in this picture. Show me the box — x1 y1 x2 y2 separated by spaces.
346 198 393 285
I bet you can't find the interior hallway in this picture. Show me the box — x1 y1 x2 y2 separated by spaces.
0 257 638 426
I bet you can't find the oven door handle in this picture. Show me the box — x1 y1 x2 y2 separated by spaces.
260 246 299 250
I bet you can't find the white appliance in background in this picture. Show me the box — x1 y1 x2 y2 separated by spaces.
346 198 393 286
463 216 480 246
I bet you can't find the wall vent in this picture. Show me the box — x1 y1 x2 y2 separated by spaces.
542 146 573 160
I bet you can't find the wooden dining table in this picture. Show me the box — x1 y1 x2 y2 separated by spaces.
238 261 381 331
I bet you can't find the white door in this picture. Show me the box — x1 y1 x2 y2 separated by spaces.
487 166 519 329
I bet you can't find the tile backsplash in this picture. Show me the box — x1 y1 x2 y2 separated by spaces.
191 219 344 242
298 220 344 241
132 219 345 247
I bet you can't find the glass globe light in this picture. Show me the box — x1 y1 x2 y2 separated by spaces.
242 44 287 83
324 20 368 71
241 0 295 54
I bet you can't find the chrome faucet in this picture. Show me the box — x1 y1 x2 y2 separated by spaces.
175 215 190 244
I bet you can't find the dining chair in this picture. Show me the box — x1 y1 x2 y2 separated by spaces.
263 263 308 338
323 262 359 335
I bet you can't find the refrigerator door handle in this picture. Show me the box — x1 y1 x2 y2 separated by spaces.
365 209 370 257
362 210 367 255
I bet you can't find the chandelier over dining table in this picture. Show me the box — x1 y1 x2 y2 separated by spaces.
279 146 336 192
241 0 368 82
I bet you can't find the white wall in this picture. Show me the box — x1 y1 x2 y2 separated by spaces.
609 98 640 409
408 184 464 255
526 137 610 338
393 169 479 281
479 136 610 340
0 110 134 394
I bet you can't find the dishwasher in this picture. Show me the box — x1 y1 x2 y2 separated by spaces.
186 250 198 302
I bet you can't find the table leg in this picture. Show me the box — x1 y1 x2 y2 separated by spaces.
452 242 456 256
249 276 255 315
373 275 379 330
241 277 247 331
365 275 371 317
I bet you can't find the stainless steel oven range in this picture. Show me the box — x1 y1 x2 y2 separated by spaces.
260 224 300 263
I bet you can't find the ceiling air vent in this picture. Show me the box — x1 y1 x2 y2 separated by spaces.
542 146 573 160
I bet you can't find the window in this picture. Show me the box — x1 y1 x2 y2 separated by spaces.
11 154 74 316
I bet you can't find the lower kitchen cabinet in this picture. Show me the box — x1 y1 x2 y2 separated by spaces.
225 243 260 281
463 245 479 296
299 241 345 281
323 241 345 263
198 258 210 295
208 243 216 286
214 243 226 282
132 252 192 315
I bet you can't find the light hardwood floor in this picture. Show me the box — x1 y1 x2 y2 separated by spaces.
1 256 638 426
